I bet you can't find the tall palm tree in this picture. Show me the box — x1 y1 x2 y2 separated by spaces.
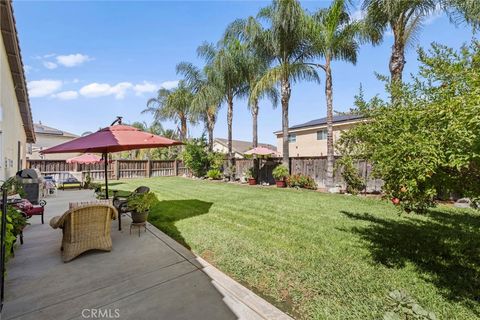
362 0 479 85
143 81 196 142
197 39 248 175
176 62 223 151
229 0 319 169
308 0 374 188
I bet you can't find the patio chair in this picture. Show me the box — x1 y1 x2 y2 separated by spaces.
49 204 117 262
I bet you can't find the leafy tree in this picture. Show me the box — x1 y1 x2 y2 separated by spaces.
307 0 377 188
362 0 480 85
143 81 196 141
231 0 319 169
176 62 223 152
338 41 480 212
197 39 249 177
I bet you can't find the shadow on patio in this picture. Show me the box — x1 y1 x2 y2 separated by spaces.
340 209 480 314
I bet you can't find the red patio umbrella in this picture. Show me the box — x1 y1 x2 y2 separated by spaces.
42 118 182 200
244 146 280 157
66 153 103 164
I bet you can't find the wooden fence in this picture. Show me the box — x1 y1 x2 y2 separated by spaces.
27 159 189 182
27 157 383 192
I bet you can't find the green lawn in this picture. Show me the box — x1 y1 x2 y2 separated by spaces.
112 177 480 320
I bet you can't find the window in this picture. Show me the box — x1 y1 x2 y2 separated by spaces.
288 134 296 143
317 129 327 140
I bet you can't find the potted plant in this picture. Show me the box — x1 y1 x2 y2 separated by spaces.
272 165 289 188
245 167 257 185
127 191 158 223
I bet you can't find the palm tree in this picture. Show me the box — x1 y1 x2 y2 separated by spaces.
229 0 319 169
307 0 373 188
176 62 223 151
197 39 248 175
362 0 479 84
143 81 196 142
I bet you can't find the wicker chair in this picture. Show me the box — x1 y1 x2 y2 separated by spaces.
50 204 118 262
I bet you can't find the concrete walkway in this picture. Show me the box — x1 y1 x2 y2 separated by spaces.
3 190 292 320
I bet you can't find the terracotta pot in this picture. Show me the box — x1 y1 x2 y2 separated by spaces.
275 180 286 188
248 178 257 185
131 210 149 223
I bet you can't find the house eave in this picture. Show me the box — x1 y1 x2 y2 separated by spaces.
273 119 365 136
1 0 35 143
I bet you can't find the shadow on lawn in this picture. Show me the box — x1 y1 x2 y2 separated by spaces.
341 209 480 312
148 199 213 249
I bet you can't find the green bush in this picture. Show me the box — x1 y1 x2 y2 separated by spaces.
338 41 480 213
207 169 222 180
208 152 225 171
182 138 210 177
0 207 18 261
335 157 365 194
245 167 255 179
272 165 289 181
287 174 317 190
7 207 29 236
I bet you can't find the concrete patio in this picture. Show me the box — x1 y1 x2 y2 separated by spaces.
3 190 292 320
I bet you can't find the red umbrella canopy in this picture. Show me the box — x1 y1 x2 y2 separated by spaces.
66 153 103 164
244 146 280 157
41 125 182 154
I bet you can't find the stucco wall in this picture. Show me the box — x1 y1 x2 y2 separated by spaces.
212 142 244 159
28 134 81 160
0 34 27 180
276 122 355 157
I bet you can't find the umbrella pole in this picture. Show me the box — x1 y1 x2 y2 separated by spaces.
103 152 109 200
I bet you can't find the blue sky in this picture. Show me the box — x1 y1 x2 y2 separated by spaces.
15 1 475 144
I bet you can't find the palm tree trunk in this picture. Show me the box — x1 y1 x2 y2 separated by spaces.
252 99 259 182
281 78 291 170
389 29 406 85
252 99 259 148
325 56 335 189
180 117 188 141
227 94 235 180
207 112 214 152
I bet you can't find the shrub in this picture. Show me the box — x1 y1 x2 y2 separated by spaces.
7 207 29 236
272 165 289 181
245 167 255 179
335 157 365 194
208 152 225 171
182 138 210 177
338 41 480 213
287 174 317 190
207 169 222 180
0 207 18 261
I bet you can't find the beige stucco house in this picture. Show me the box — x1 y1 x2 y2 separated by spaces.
274 114 363 157
27 122 80 160
213 138 277 159
0 1 35 181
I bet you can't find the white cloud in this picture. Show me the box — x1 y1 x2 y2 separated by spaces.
79 82 133 99
27 79 62 98
43 61 58 69
160 80 179 90
52 90 79 100
56 53 91 67
133 81 158 96
24 65 32 74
